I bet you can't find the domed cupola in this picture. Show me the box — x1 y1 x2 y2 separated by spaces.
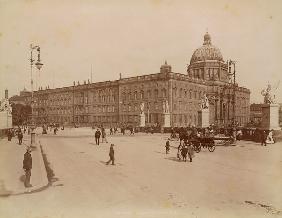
190 32 224 64
160 60 172 73
187 32 228 82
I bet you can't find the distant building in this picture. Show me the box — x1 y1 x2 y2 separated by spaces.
250 103 263 125
9 88 31 105
11 33 250 127
249 103 282 127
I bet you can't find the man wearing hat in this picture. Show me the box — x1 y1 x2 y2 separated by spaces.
23 147 32 187
106 144 115 165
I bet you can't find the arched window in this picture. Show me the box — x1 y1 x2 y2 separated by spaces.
140 90 144 99
154 89 158 98
162 88 167 98
128 92 132 100
173 88 177 97
147 90 151 99
134 91 137 100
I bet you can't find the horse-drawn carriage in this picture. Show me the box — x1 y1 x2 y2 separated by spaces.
190 137 216 153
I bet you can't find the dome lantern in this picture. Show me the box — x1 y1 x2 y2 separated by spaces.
203 32 211 45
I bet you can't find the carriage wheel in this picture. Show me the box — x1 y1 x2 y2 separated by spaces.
208 143 215 152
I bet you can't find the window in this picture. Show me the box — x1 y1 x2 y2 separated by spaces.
162 88 167 98
147 90 151 99
154 102 158 110
154 89 158 98
128 92 132 100
174 88 177 97
179 88 183 98
140 90 144 99
134 91 137 100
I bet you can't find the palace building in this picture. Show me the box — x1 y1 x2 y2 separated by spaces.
13 33 250 127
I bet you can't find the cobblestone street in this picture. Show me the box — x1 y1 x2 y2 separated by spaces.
0 129 281 218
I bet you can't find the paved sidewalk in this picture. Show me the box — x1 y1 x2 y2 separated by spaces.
0 135 48 196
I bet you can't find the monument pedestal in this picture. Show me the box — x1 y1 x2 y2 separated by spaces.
198 109 209 128
163 113 171 127
261 104 280 130
0 111 12 129
139 113 145 127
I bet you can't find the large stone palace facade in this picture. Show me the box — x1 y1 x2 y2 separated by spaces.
12 33 250 127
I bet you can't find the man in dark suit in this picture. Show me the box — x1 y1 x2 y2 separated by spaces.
23 147 32 188
106 144 115 165
95 129 101 145
261 130 267 146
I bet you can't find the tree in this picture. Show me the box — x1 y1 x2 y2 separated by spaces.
11 103 31 126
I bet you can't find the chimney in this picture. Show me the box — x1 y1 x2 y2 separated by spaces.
5 89 8 99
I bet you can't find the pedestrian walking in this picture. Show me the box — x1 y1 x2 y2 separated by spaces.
187 142 194 162
101 128 108 143
106 144 115 165
23 147 32 188
110 127 113 135
18 130 23 145
95 129 101 145
165 139 170 154
181 145 188 162
7 129 12 141
54 127 58 135
261 130 267 146
177 142 182 160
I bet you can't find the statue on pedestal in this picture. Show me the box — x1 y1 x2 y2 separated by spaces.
0 99 12 114
163 100 169 113
201 93 209 109
261 82 279 104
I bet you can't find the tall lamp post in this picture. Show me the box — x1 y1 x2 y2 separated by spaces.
227 60 236 127
30 44 43 145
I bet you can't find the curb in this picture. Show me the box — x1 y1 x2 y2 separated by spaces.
1 140 50 197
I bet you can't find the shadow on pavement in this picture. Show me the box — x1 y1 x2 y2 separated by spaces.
164 157 182 162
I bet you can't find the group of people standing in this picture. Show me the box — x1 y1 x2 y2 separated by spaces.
94 127 108 145
165 138 195 162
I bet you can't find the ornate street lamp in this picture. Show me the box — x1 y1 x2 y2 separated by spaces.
29 44 43 145
227 59 236 127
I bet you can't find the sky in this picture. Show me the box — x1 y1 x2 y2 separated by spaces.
0 0 282 103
